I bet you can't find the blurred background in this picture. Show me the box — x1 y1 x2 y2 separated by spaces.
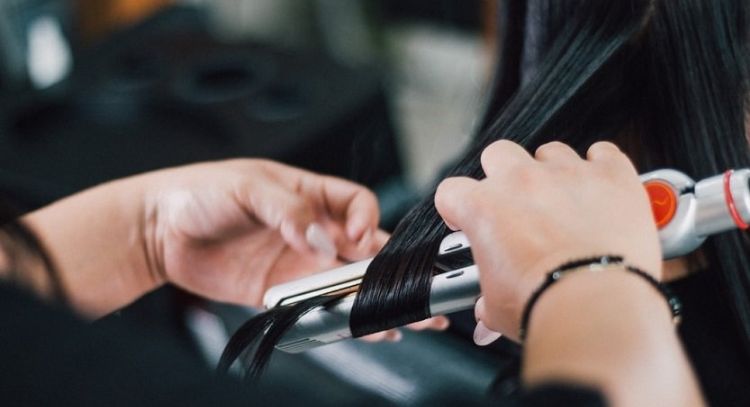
0 1 518 405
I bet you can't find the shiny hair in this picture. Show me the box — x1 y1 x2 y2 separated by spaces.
220 0 750 379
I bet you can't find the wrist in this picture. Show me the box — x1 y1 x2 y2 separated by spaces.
523 269 693 405
519 257 677 342
23 175 164 316
526 265 676 341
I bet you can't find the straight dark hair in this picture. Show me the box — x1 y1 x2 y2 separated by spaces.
220 0 750 379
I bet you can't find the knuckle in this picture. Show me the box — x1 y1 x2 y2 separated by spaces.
240 158 270 170
612 149 634 166
435 181 462 214
487 139 515 152
460 189 484 215
514 163 541 184
363 188 378 205
535 142 582 170
352 186 378 208
587 141 621 157
535 141 567 156
480 146 496 171
596 140 620 150
595 147 635 174
466 190 498 218
434 180 453 203
481 140 513 165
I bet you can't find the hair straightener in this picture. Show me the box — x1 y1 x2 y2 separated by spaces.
263 169 750 353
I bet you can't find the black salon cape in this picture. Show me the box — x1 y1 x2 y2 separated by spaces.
0 282 607 407
2 269 749 406
0 282 322 406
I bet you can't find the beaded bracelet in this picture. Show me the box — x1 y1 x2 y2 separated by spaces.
518 255 683 342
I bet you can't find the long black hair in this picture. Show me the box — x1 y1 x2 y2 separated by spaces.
220 0 750 378
0 200 66 302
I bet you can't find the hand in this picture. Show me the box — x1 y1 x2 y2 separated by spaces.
24 156 450 336
145 159 449 337
434 141 661 341
144 159 385 307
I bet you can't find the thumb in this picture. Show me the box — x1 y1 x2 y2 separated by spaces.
473 297 502 346
435 177 479 231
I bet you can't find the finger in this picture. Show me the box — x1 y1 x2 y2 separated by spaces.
263 246 342 290
359 331 389 342
356 229 390 259
337 228 390 261
359 329 402 342
586 142 638 176
474 296 487 322
480 140 534 177
372 229 390 250
435 177 479 232
473 298 502 346
585 141 622 162
305 223 338 260
405 316 450 331
386 329 403 342
474 321 502 346
473 297 502 336
534 141 581 164
263 162 379 244
315 176 380 243
240 181 317 254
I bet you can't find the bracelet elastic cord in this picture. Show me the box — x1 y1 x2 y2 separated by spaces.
518 256 682 342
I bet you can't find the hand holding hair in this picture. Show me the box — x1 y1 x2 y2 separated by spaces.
23 159 387 315
435 140 662 339
147 159 449 339
143 159 388 308
436 140 703 405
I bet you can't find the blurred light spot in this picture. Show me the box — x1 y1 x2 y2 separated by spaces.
27 16 71 89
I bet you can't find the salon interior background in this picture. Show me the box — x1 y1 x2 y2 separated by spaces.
0 1 506 405
0 0 492 211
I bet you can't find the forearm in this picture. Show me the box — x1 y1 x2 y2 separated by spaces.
522 269 704 406
23 175 159 317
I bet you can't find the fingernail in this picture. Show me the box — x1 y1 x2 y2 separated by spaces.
306 223 337 259
473 320 502 346
390 330 403 342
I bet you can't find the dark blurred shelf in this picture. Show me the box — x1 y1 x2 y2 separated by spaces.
0 7 403 209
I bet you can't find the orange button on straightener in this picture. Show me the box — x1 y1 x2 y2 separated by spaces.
644 180 677 229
